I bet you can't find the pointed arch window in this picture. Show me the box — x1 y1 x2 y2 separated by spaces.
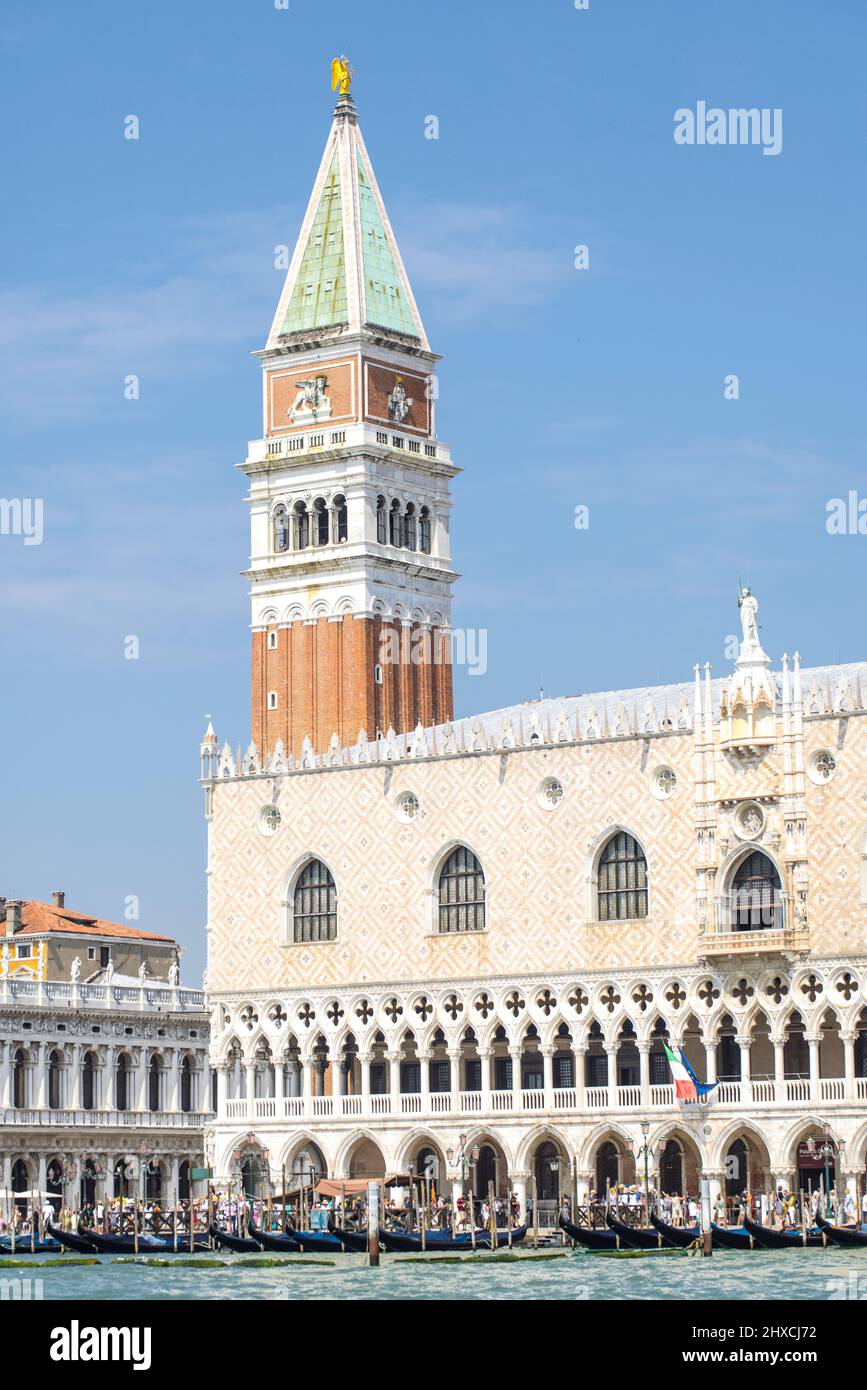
597 831 648 921
729 851 782 931
437 846 486 934
293 859 337 943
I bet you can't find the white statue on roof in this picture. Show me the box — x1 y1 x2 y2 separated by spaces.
70 956 81 983
737 586 764 658
138 960 149 984
168 960 179 987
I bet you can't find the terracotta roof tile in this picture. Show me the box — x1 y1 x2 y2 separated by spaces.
14 900 174 943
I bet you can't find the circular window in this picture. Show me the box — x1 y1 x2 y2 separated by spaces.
537 777 564 811
651 766 677 800
395 792 420 822
808 749 837 785
258 805 282 836
734 801 765 841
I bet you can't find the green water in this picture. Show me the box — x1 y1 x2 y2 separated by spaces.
4 1247 865 1301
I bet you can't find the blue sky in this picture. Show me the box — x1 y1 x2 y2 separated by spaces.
1 1 865 978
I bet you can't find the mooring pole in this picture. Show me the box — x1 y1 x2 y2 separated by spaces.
367 1180 380 1267
700 1177 712 1256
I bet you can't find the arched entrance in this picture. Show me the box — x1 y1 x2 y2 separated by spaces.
594 1139 635 1196
660 1139 684 1195
11 1158 29 1212
722 1128 771 1206
346 1137 386 1180
796 1129 837 1199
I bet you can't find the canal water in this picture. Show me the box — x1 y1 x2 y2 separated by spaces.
5 1246 865 1300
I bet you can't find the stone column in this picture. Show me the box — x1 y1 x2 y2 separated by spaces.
0 1042 10 1109
301 1056 313 1116
736 1036 752 1101
167 1051 181 1113
772 1037 786 1102
69 1043 82 1110
136 1049 148 1111
479 1050 492 1112
216 1065 228 1116
359 1053 371 1112
574 1046 586 1112
102 1047 115 1112
605 1045 618 1109
842 1032 856 1101
245 1062 257 1118
419 1052 431 1114
33 1043 46 1108
542 1046 555 1110
807 1036 821 1103
274 1060 285 1103
704 1040 717 1087
334 1058 345 1097
448 1050 461 1114
388 1051 402 1112
638 1043 650 1107
511 1171 529 1226
285 1058 299 1099
509 1047 522 1111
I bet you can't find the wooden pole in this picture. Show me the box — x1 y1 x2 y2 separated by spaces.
367 1181 380 1267
469 1166 476 1251
173 1181 178 1252
487 1179 496 1250
189 1156 195 1252
281 1164 286 1230
532 1172 539 1249
420 1191 427 1252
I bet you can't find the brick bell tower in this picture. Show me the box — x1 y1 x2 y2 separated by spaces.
243 61 459 759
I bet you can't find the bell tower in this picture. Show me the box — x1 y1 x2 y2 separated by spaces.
242 63 459 758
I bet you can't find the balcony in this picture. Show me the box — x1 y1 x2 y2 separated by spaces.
0 977 206 1013
703 892 807 959
219 1074 867 1127
1 1107 211 1128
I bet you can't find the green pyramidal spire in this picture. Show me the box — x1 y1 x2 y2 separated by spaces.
268 90 428 349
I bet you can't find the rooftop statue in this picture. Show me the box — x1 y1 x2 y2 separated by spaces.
331 55 352 95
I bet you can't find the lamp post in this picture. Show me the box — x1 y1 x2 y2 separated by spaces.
445 1134 478 1241
627 1122 654 1227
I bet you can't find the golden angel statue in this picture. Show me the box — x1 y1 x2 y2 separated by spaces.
331 55 352 95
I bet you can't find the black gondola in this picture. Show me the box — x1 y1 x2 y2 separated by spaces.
743 1215 827 1249
81 1225 211 1255
816 1214 867 1248
559 1215 622 1250
605 1209 673 1249
377 1224 527 1253
247 1220 303 1253
711 1222 757 1251
45 1222 99 1254
649 1211 702 1249
326 1219 370 1252
208 1222 262 1253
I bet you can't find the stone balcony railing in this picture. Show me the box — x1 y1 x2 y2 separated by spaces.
220 1076 867 1125
245 422 452 469
0 978 206 1013
1 1107 212 1128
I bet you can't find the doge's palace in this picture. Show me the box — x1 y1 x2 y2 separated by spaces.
203 79 867 1224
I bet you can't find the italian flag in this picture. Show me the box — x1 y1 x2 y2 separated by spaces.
663 1041 717 1101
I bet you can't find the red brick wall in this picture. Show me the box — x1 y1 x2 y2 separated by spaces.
251 617 453 758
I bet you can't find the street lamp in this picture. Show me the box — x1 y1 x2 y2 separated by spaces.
627 1121 654 1227
805 1125 836 1218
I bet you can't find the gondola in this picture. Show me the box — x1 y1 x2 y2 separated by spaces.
605 1209 675 1250
649 1211 702 1249
282 1223 347 1253
45 1222 100 1254
208 1222 262 1253
81 1226 211 1255
326 1219 370 1252
711 1222 758 1251
559 1216 622 1250
0 1234 62 1255
815 1214 867 1249
377 1224 527 1253
246 1220 303 1253
743 1215 827 1249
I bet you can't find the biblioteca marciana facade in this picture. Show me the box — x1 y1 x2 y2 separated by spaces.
203 75 867 1221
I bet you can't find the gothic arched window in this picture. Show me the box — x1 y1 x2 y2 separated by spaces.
376 496 387 544
273 504 289 553
729 851 781 931
293 859 337 943
180 1056 192 1112
419 506 431 554
293 501 309 550
597 831 648 921
389 499 403 548
333 494 348 542
437 846 486 934
48 1049 62 1109
82 1050 96 1110
404 503 417 551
